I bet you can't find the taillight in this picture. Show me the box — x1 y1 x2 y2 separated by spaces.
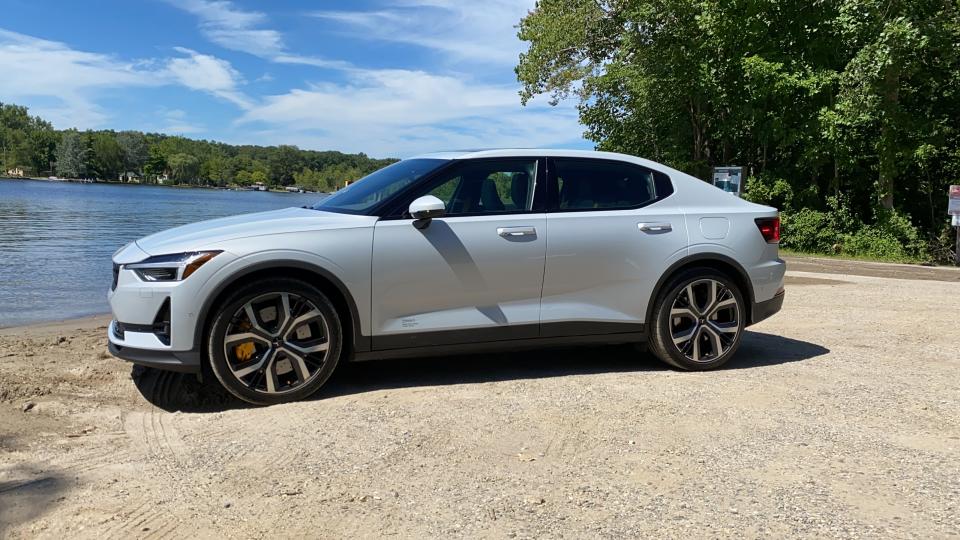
755 217 780 243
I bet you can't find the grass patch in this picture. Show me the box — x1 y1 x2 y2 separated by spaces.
780 248 927 265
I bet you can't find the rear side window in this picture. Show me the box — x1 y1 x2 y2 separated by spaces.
553 158 673 211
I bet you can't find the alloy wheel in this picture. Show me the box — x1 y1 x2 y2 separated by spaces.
669 279 741 363
223 292 331 394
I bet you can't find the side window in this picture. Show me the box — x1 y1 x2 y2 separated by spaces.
426 175 461 209
412 159 538 216
555 159 667 211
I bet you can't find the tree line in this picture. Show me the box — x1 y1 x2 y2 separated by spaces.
517 0 960 262
0 103 395 192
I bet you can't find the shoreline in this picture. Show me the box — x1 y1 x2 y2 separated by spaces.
1 176 327 194
0 313 111 337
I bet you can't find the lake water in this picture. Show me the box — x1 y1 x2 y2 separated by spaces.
0 179 323 327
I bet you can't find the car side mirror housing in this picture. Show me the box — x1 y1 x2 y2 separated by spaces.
409 195 445 229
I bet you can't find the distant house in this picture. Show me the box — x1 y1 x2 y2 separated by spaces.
120 171 142 183
5 167 25 177
156 173 170 185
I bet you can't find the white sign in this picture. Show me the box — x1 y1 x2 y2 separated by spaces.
713 167 743 197
949 185 960 216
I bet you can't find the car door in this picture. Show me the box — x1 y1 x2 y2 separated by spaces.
539 157 687 336
371 158 547 349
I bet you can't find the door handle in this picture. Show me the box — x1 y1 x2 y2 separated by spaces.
497 226 537 238
638 222 672 233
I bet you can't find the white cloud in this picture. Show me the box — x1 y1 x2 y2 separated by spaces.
272 54 351 70
157 108 206 134
165 47 252 109
312 0 533 65
0 2 589 156
237 68 585 156
0 29 251 128
167 0 283 56
0 29 159 128
169 0 343 68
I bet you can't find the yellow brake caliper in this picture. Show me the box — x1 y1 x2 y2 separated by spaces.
235 342 256 362
233 320 256 363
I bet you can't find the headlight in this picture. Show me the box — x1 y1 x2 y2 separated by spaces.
125 251 222 282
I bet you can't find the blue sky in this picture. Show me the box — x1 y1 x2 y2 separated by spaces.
0 0 591 158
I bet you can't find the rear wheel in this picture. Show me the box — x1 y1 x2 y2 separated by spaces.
649 269 745 370
207 278 342 405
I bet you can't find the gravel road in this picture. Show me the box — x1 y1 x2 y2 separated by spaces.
1 260 958 538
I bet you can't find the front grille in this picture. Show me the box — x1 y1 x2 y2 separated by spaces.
111 263 120 291
113 300 171 345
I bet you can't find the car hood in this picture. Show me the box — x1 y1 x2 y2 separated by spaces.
134 207 375 256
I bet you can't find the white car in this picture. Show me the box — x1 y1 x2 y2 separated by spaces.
108 150 785 405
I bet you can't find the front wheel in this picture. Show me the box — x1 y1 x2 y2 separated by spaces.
207 278 342 405
648 269 745 371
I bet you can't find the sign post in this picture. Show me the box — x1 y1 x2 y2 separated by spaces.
950 185 960 265
712 167 744 197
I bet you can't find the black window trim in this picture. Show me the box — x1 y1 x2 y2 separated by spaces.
545 156 674 214
377 157 549 220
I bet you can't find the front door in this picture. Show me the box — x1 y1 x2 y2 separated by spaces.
371 158 547 350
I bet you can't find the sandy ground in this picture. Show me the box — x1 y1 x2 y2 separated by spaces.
1 259 959 538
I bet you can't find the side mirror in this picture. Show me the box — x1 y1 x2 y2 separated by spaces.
408 195 445 229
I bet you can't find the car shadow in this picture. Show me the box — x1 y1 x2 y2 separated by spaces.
131 331 829 413
0 465 68 535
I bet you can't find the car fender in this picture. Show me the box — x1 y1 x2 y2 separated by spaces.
644 250 756 327
190 248 369 353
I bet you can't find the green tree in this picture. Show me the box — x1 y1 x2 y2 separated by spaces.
200 154 231 186
143 145 168 179
318 162 363 191
830 0 960 210
168 153 200 183
0 102 57 175
250 170 268 185
26 127 58 175
117 131 148 173
293 167 324 190
269 145 303 186
90 132 123 179
516 0 960 261
0 103 30 170
235 169 253 185
55 130 88 178
3 100 396 198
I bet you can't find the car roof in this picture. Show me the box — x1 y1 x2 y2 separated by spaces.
410 148 674 171
411 148 632 160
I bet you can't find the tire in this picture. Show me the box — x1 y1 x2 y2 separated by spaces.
648 268 746 371
207 277 343 405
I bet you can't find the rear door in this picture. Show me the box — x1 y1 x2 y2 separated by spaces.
539 157 686 336
371 158 547 349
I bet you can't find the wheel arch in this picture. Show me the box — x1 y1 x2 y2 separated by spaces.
193 260 369 362
646 253 756 326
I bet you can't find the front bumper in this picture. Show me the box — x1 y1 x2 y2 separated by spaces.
750 289 784 325
108 339 202 373
108 244 236 351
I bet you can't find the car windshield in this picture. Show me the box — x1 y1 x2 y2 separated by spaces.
313 158 448 215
